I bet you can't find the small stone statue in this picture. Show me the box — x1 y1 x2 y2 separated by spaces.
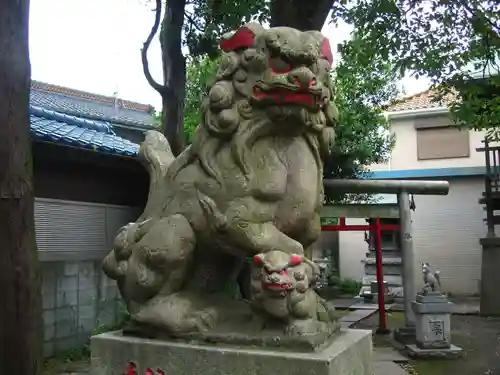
421 262 441 294
250 251 338 338
314 257 330 292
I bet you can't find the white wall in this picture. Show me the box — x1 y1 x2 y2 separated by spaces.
337 178 485 295
410 177 485 295
339 218 367 281
334 111 487 295
370 116 486 172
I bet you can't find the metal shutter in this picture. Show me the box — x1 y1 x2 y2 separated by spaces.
35 199 107 254
35 198 141 261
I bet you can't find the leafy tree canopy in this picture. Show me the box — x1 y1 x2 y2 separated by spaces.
148 0 499 191
325 31 399 202
331 0 500 133
183 0 268 59
184 55 219 143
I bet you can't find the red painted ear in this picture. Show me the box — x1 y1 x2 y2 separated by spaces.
220 27 256 52
321 38 333 67
290 254 304 266
253 253 264 265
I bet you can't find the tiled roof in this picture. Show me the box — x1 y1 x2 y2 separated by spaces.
30 106 139 157
30 80 155 127
386 89 455 112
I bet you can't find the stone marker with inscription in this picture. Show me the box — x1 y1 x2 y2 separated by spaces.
406 263 463 358
90 23 372 375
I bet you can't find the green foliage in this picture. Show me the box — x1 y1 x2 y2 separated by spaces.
328 276 362 296
324 31 399 203
153 111 162 130
331 0 500 132
183 0 269 58
184 55 220 143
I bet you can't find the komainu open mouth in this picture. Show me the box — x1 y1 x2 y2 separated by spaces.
264 281 293 290
252 86 323 109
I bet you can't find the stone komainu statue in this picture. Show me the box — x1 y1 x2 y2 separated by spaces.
421 262 441 294
102 23 340 344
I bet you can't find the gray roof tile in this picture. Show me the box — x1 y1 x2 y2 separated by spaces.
30 106 139 157
30 80 156 127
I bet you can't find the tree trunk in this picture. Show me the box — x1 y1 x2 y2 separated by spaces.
270 0 335 31
0 0 42 374
160 0 187 156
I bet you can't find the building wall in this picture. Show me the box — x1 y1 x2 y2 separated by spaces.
32 143 147 357
41 260 121 357
36 198 139 357
113 126 147 145
410 177 485 295
33 142 149 207
371 115 487 172
332 178 485 295
328 111 488 295
338 218 367 281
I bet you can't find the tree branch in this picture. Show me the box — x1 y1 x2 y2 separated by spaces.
460 0 500 35
270 0 335 30
184 10 204 32
141 0 165 94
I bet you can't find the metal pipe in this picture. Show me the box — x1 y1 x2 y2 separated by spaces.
324 179 449 195
374 218 389 334
398 192 416 327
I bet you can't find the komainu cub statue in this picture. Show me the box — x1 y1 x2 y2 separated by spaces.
102 22 340 348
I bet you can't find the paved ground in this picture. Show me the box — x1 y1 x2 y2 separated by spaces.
355 312 500 375
331 296 480 315
334 296 483 374
47 297 482 375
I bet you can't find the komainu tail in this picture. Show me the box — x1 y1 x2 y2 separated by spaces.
435 270 441 287
137 130 176 222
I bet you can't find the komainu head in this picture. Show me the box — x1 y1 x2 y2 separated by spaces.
197 23 339 161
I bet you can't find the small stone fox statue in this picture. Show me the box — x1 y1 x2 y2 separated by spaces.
421 262 441 294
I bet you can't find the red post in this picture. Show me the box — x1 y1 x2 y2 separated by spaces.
375 218 389 334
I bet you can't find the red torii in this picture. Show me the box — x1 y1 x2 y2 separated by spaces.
322 217 400 333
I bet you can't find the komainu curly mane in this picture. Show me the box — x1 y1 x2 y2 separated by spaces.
167 23 338 188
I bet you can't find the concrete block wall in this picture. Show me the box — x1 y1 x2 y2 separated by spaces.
41 260 122 358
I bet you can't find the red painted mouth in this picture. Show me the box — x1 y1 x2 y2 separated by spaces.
264 282 293 291
252 87 320 107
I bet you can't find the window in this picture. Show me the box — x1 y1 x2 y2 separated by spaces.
415 115 470 160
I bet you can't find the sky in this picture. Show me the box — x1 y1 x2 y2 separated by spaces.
29 0 431 111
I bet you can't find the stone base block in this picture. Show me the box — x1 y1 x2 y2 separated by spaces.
415 292 449 304
393 326 416 345
405 344 464 359
90 329 372 375
360 275 403 298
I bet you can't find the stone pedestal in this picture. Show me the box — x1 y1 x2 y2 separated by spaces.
90 329 373 375
393 326 416 346
406 293 463 358
480 237 500 316
358 218 404 299
362 281 394 304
